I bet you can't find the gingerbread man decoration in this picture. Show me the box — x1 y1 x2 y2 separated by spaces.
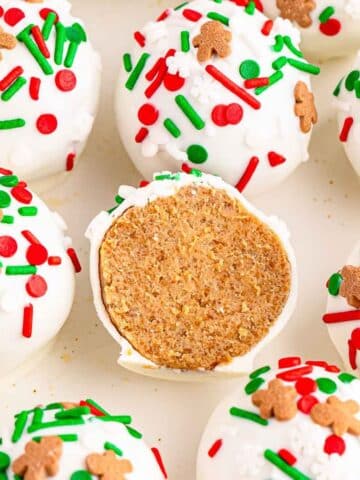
252 378 297 421
276 0 316 28
193 21 232 63
0 27 17 60
294 81 318 133
339 265 360 309
12 436 63 480
311 396 360 436
86 450 133 480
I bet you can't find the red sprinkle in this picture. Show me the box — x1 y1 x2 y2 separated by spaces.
36 114 58 134
138 104 159 126
22 230 40 245
164 73 185 92
157 9 171 22
11 186 33 204
276 365 313 381
181 163 192 174
139 180 150 187
268 151 286 167
226 103 243 125
0 66 23 91
212 105 227 127
325 364 341 373
0 7 3 16
22 304 33 338
235 157 259 193
278 357 301 368
29 77 41 100
323 310 360 324
145 60 167 98
261 19 274 36
4 8 25 26
324 435 346 456
79 400 105 417
305 360 328 368
26 244 48 266
320 18 341 36
208 439 223 458
134 31 146 47
244 77 269 89
48 256 62 266
31 25 50 58
0 236 17 257
297 395 319 414
135 127 149 143
55 69 77 92
67 248 81 273
151 448 168 479
26 275 48 298
39 8 59 22
182 8 202 21
339 117 354 142
295 377 316 395
278 449 296 466
66 153 76 172
0 167 12 175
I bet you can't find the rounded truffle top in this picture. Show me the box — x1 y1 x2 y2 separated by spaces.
0 399 166 479
0 0 101 181
116 0 319 196
197 357 360 480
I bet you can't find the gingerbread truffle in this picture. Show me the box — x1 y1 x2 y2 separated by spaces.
87 171 297 379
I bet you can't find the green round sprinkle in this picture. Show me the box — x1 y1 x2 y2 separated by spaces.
0 191 11 208
0 175 18 187
250 365 271 379
345 71 360 91
328 273 343 296
317 377 337 394
338 372 357 384
0 452 10 471
239 60 260 80
187 145 208 164
245 377 265 395
71 471 92 480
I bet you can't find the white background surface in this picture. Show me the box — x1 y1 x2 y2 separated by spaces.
1 1 360 479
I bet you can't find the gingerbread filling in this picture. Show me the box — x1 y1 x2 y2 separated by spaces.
99 185 291 371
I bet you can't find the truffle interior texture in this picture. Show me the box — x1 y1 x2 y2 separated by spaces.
99 185 291 370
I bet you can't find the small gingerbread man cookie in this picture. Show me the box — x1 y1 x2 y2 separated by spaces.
193 20 232 62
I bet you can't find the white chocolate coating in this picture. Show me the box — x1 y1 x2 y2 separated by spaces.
262 0 360 61
197 359 360 480
0 168 76 377
86 171 298 380
116 0 318 197
0 0 101 182
324 241 360 375
0 402 165 479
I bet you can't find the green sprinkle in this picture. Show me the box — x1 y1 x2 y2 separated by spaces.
27 419 85 434
6 265 37 275
345 71 360 91
115 195 124 205
207 12 229 25
187 144 208 164
18 206 38 216
17 26 53 75
55 406 90 419
104 441 123 456
1 77 26 101
125 53 151 90
12 411 29 443
0 191 11 208
97 415 132 425
154 173 181 181
338 372 357 383
33 434 78 442
174 2 188 10
1 215 14 224
229 407 268 426
0 175 18 187
272 56 287 70
272 35 284 52
0 119 26 130
283 36 303 58
126 426 143 439
0 452 10 470
239 59 260 79
316 377 337 394
164 118 181 138
250 365 271 379
85 399 109 416
123 53 132 73
181 30 190 52
42 12 57 41
255 71 283 95
54 22 67 65
175 95 205 130
319 6 335 23
245 377 265 395
328 273 343 296
45 403 64 410
333 78 343 97
287 58 320 75
190 168 202 177
264 449 310 480
245 0 256 15
71 471 92 480
64 43 79 68
32 408 44 425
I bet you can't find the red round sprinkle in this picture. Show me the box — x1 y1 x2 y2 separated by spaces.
164 73 185 91
55 70 77 92
212 105 227 127
39 8 59 22
11 186 32 204
297 395 319 414
26 244 48 266
138 104 159 126
226 103 243 125
320 18 341 36
26 275 48 298
324 435 346 456
4 8 25 26
0 236 17 257
278 357 301 368
295 377 316 395
36 114 58 134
